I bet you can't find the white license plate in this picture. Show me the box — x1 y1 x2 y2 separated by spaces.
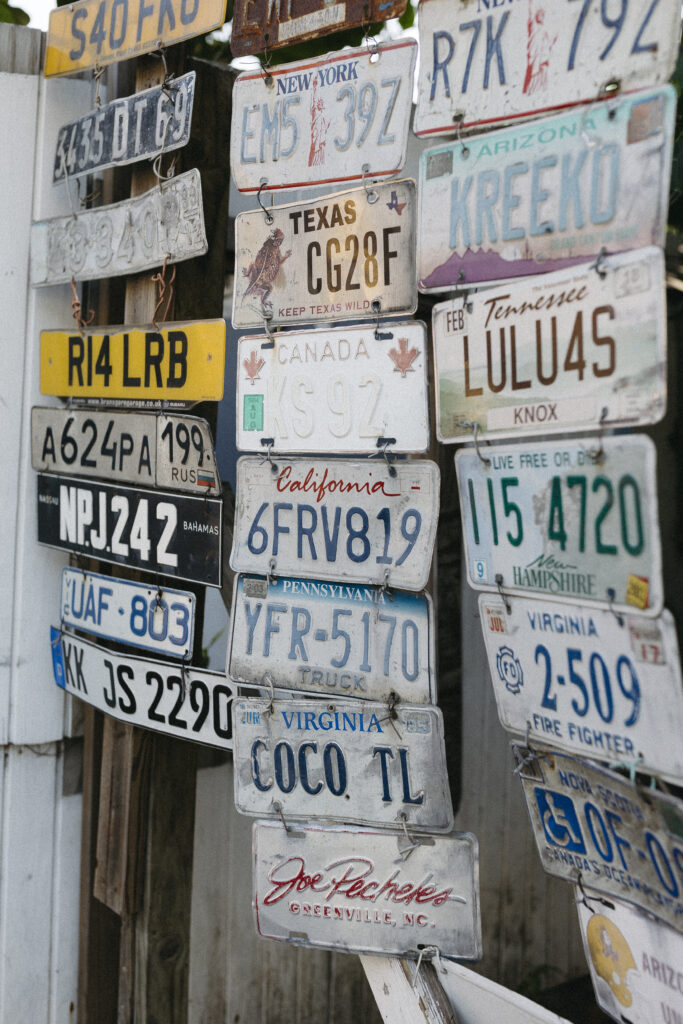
253 822 481 959
31 169 207 286
236 321 429 455
456 436 662 617
228 574 435 705
231 41 416 193
233 697 453 831
232 179 416 329
230 457 439 592
433 248 667 443
51 629 233 749
418 87 675 292
479 595 683 785
61 568 195 659
414 0 681 138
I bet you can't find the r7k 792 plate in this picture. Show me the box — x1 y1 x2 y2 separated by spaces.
236 322 429 455
456 436 662 616
233 697 453 832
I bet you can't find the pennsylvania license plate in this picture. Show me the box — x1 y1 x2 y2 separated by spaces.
414 0 681 138
51 629 233 749
418 86 675 292
232 179 416 329
253 822 481 959
235 322 429 455
37 474 222 588
31 169 207 286
456 436 662 616
230 457 439 591
479 595 683 786
231 41 416 193
233 696 453 832
433 247 666 443
228 574 435 705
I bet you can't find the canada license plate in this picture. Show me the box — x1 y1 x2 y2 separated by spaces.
228 574 435 705
230 457 439 592
37 474 222 588
51 629 233 749
31 169 207 286
414 0 681 138
235 322 429 455
231 41 416 193
418 86 675 292
232 179 416 329
516 747 683 933
253 822 481 959
456 436 662 616
233 697 453 832
433 247 666 443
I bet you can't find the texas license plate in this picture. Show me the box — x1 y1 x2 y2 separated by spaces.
235 322 429 455
230 457 439 591
456 435 662 616
37 474 222 587
233 696 453 832
228 574 435 705
433 247 666 443
418 86 675 292
253 822 481 959
232 179 416 329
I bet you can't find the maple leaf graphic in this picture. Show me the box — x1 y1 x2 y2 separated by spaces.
243 349 265 385
388 337 418 377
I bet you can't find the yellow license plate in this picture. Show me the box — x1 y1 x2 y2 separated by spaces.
41 320 225 403
44 0 227 77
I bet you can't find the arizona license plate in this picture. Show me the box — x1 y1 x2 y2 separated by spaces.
418 86 675 292
228 574 435 705
37 474 222 587
51 629 233 749
31 169 207 286
233 696 453 831
230 457 439 591
232 179 416 329
235 322 429 455
433 247 666 443
414 0 681 138
516 747 683 933
231 41 416 193
456 435 662 616
253 822 481 959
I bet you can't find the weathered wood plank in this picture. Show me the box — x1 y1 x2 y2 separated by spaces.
0 23 43 75
361 956 459 1024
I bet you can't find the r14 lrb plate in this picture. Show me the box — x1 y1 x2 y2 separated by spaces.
456 435 662 617
253 822 481 959
236 321 429 455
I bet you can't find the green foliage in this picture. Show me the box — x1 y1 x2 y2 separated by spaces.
0 0 29 26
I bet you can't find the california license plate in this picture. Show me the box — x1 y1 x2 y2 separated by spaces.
418 86 675 292
228 574 435 705
232 179 416 329
230 457 439 591
433 247 666 443
233 696 453 832
235 322 429 455
456 436 662 616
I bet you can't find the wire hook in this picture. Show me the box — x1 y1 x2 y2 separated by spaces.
257 179 274 225
592 247 609 280
495 574 511 614
260 438 278 475
371 298 392 341
151 255 176 329
452 113 470 159
70 277 95 337
93 62 105 109
461 420 491 467
361 164 379 205
397 811 420 862
606 588 624 628
375 436 397 478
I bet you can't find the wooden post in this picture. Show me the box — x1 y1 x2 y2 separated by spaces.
361 957 459 1024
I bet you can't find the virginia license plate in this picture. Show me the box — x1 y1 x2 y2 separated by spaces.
37 474 222 587
433 247 667 443
235 321 429 455
456 436 662 616
228 574 435 705
61 568 195 658
233 696 453 831
51 628 233 748
414 0 681 138
31 169 207 286
418 86 675 292
232 179 416 329
230 457 439 591
253 822 481 959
